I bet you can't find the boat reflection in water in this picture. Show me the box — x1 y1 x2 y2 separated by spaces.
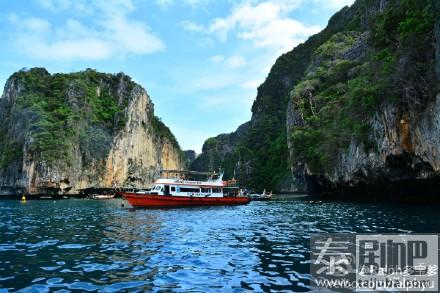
89 194 115 200
120 170 250 208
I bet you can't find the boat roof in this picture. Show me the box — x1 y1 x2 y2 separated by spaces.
155 178 223 186
160 169 219 176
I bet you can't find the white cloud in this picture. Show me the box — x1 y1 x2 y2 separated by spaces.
182 0 321 56
190 74 238 92
208 1 321 53
10 0 165 61
181 20 206 33
241 79 261 89
209 54 224 63
37 0 71 10
15 15 51 32
155 0 174 9
315 0 354 9
103 15 164 55
180 0 321 96
36 0 91 13
225 56 246 69
209 55 246 69
183 0 212 8
155 0 212 9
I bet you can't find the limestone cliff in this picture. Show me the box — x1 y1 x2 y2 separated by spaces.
191 0 373 191
193 0 440 199
286 0 440 197
191 122 250 174
183 150 196 167
0 68 184 195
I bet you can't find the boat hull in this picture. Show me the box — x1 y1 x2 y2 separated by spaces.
250 197 271 201
121 193 250 207
249 194 272 201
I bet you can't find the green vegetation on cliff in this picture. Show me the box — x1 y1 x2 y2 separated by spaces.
290 0 438 173
9 68 134 165
150 116 180 149
191 0 439 192
191 0 368 191
0 68 181 170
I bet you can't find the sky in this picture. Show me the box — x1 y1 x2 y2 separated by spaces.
0 0 354 153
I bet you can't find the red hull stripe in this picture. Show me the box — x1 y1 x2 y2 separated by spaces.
121 192 250 207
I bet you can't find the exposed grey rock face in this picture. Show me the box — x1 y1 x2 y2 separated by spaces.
325 8 440 191
101 86 184 190
436 20 440 79
183 150 196 167
190 122 251 173
187 0 438 196
0 69 184 196
330 97 440 188
341 32 369 60
285 96 306 193
285 2 439 196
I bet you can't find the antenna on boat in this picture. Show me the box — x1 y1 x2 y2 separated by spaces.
218 168 224 181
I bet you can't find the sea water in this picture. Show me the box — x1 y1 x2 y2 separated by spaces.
0 196 439 292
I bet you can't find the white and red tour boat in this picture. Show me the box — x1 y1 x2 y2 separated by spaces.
120 170 250 207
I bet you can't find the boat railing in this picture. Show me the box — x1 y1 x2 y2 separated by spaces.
223 179 239 187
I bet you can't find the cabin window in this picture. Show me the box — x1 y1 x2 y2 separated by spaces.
212 188 222 193
201 188 211 193
180 187 200 193
171 187 176 192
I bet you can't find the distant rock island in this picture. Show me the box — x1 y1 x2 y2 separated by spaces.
0 68 186 196
191 0 440 199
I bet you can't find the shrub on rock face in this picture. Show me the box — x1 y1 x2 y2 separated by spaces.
189 0 439 193
288 0 439 178
0 68 184 193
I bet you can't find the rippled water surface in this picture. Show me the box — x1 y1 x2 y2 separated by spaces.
0 196 439 292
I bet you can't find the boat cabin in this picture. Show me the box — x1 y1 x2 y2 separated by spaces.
149 170 227 197
149 184 224 197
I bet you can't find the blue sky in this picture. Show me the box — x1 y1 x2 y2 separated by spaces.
0 0 354 153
